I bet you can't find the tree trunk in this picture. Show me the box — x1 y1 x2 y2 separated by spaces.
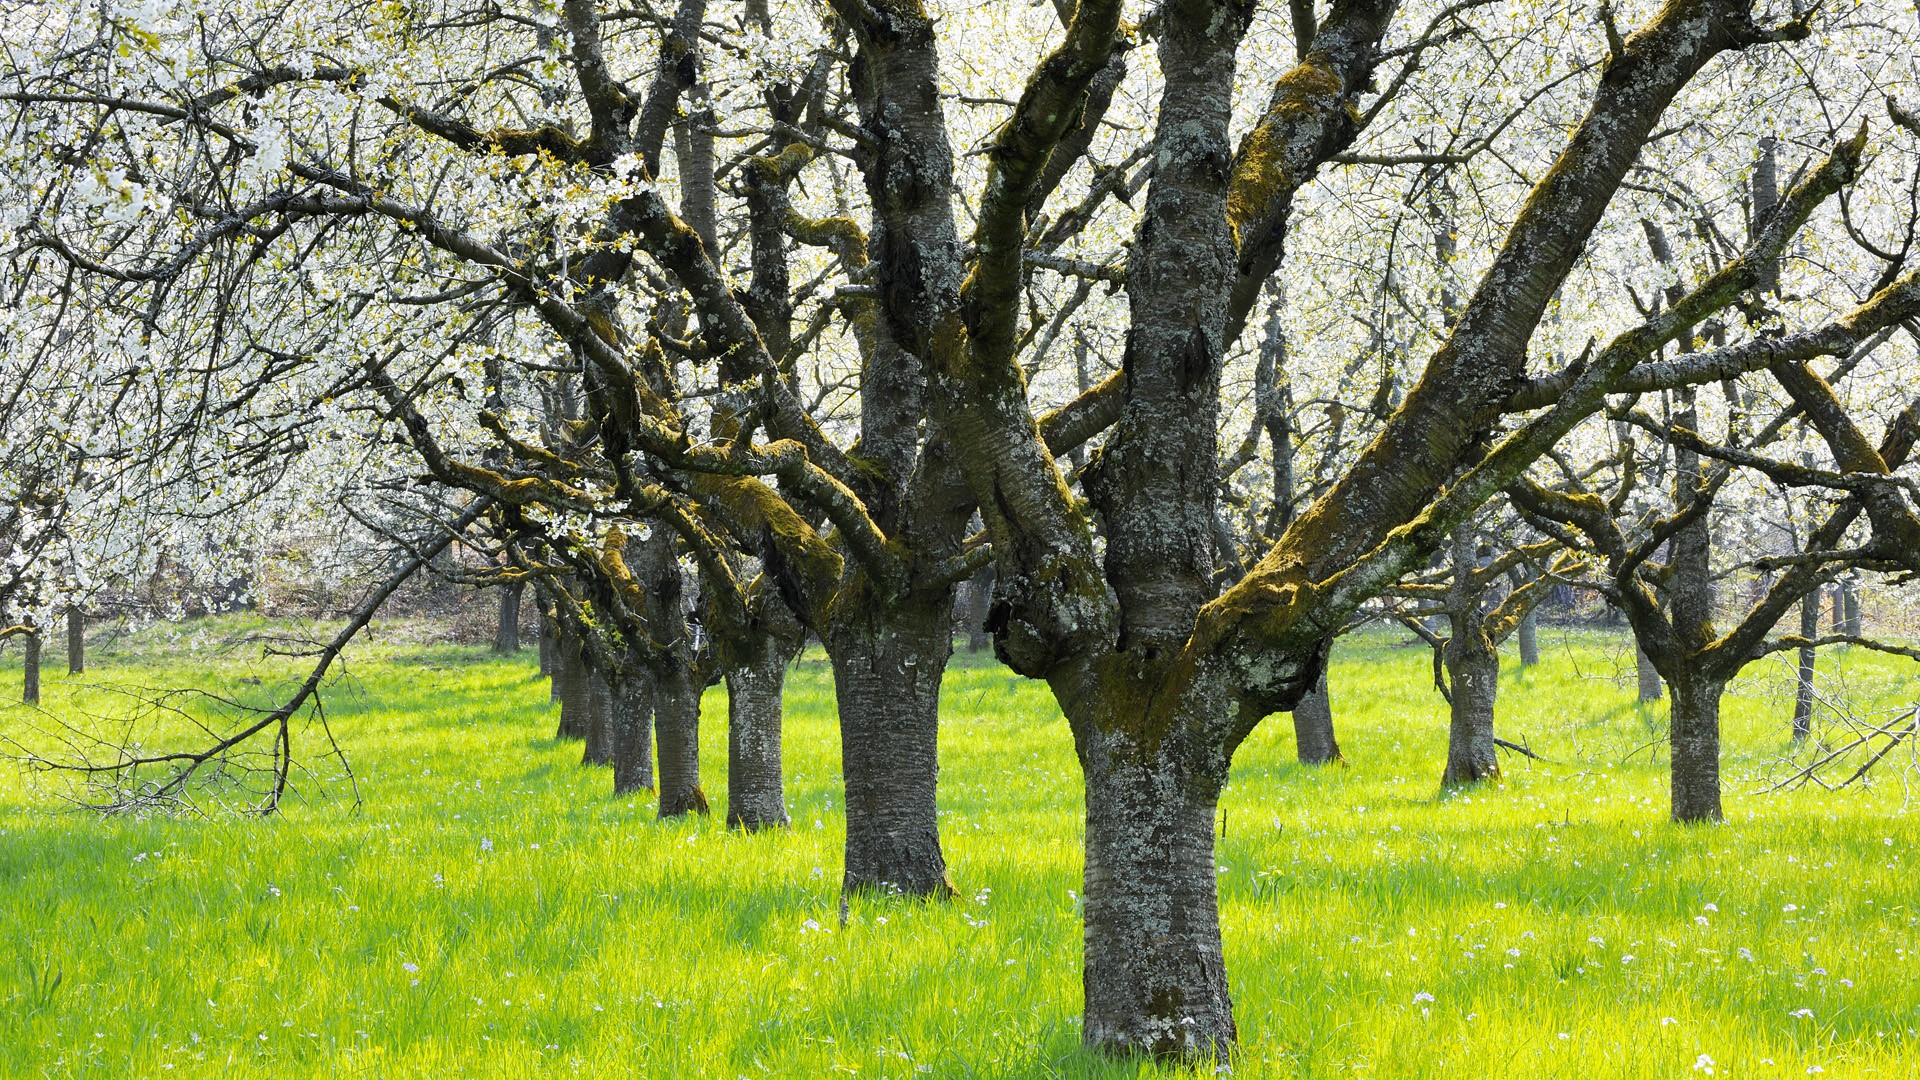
65 604 83 675
1079 726 1234 1057
554 635 591 740
654 663 709 817
1635 643 1664 703
1669 674 1725 822
1441 625 1501 785
1829 583 1846 635
22 631 40 705
1792 591 1818 741
1841 577 1862 636
1517 609 1539 667
582 669 614 766
1288 668 1340 765
726 637 790 830
965 563 995 653
611 668 655 794
539 609 555 678
829 600 954 896
493 582 523 653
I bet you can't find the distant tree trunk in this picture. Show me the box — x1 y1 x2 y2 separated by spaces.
1517 610 1539 667
493 581 524 653
554 634 591 740
1841 576 1862 636
1288 667 1340 764
829 595 955 896
1830 582 1846 635
726 634 791 830
1670 673 1726 822
654 663 709 817
611 668 655 794
1792 590 1818 741
538 608 555 678
1635 643 1664 703
65 604 83 675
582 669 614 766
22 631 40 705
965 563 995 653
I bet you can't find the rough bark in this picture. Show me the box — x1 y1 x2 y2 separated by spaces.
554 634 592 740
829 597 954 896
582 668 615 766
1442 623 1501 785
1670 674 1726 822
22 631 40 705
1079 723 1234 1057
1288 668 1340 765
494 581 523 653
1792 590 1818 741
612 668 656 794
65 604 83 675
654 662 709 817
725 635 790 830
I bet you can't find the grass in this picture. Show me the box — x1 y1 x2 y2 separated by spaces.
1 617 1918 1077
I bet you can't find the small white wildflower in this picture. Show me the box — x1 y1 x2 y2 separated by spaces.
403 962 418 973
480 838 493 852
1621 955 1636 964
1695 916 1710 927
1702 903 1718 912
1413 992 1434 1003
1694 1053 1714 1073
1661 1017 1677 1026
1783 904 1798 912
1790 1008 1814 1019
1493 901 1507 909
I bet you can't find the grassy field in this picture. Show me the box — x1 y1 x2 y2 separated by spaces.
2 618 1918 1078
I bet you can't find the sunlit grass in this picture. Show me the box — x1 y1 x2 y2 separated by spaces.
1 619 1917 1077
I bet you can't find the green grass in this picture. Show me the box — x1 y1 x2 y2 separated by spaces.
2 619 1918 1077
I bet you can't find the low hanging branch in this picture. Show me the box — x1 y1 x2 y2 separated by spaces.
1757 704 1920 794
7 498 491 816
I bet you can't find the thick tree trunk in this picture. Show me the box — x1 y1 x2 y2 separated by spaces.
493 582 523 653
65 605 83 675
1517 610 1539 667
829 600 954 896
1792 591 1818 741
1669 674 1725 822
582 670 614 766
654 664 709 817
1442 626 1501 786
1635 643 1664 703
611 670 655 794
1288 668 1340 765
726 637 790 830
1080 727 1234 1057
22 632 40 705
554 635 591 740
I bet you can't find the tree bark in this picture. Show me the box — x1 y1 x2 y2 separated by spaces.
1792 590 1818 741
22 631 40 705
965 563 995 653
65 604 83 675
1442 623 1501 785
1841 576 1862 636
494 581 524 653
1079 725 1234 1057
1670 674 1726 822
1635 642 1664 703
554 634 591 740
582 669 615 766
654 663 708 817
538 607 555 678
1517 610 1539 667
725 635 790 830
612 669 655 794
829 599 954 896
1288 668 1340 765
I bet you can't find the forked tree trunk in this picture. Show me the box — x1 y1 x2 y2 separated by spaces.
22 632 40 705
829 600 954 896
726 637 790 830
1516 610 1539 667
1079 724 1234 1057
1792 591 1818 741
1441 625 1501 786
611 670 655 794
1635 643 1664 703
582 670 614 766
494 582 524 653
65 605 83 675
654 664 709 817
554 635 591 740
1288 668 1340 764
1670 674 1726 822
